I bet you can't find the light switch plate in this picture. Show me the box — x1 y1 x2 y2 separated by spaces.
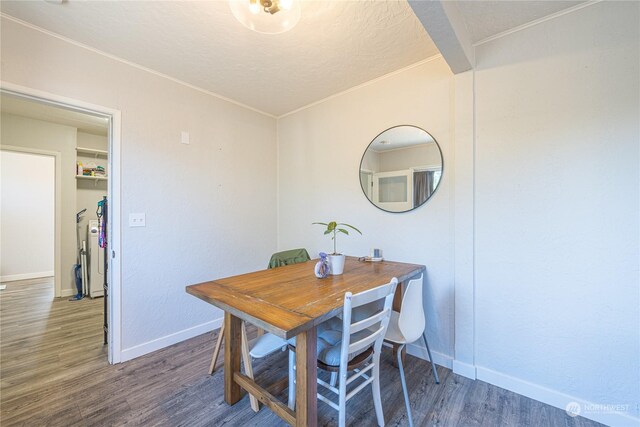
181 131 190 145
129 213 146 227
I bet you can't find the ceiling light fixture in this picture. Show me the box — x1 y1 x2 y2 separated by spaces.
229 0 301 34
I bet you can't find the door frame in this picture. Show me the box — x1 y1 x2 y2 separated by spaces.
359 168 373 199
1 81 123 364
0 146 61 290
373 168 414 212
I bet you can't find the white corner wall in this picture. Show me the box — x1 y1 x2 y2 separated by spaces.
474 2 639 425
278 3 639 426
277 57 456 368
0 150 54 281
1 16 278 358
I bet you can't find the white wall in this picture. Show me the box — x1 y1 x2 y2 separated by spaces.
360 147 379 173
279 3 639 425
1 114 77 292
77 131 107 151
1 16 278 357
377 143 441 172
0 150 54 281
473 2 639 424
278 57 455 367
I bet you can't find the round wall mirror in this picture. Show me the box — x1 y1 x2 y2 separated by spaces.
359 125 443 213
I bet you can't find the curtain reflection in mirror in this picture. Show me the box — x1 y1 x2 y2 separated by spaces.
413 170 441 208
414 171 428 208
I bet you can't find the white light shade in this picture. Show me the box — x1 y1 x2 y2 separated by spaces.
280 0 293 10
229 0 301 34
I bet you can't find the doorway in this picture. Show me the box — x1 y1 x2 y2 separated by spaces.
0 150 55 283
0 84 121 364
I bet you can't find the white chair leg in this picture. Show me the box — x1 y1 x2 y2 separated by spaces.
330 371 338 387
372 355 385 427
338 365 348 427
422 332 440 384
209 323 225 374
287 350 296 410
396 344 414 427
338 390 347 427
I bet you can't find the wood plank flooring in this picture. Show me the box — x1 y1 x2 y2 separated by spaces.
1 278 604 426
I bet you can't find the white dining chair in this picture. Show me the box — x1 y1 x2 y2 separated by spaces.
209 324 288 374
384 273 439 427
287 278 398 427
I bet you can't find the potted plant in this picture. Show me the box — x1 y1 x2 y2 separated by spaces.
312 221 362 275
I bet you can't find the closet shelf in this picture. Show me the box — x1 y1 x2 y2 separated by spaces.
77 175 107 183
76 147 108 158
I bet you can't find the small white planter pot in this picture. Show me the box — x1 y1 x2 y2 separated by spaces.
328 254 346 275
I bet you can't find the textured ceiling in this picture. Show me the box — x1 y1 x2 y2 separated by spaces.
1 1 589 115
454 0 585 43
0 0 438 116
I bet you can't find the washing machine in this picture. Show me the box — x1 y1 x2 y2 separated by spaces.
88 220 104 298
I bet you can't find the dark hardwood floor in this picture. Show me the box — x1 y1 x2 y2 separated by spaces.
0 278 603 426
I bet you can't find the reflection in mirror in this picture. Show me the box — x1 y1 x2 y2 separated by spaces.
359 125 443 213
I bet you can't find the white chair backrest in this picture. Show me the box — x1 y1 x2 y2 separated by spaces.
339 278 398 370
398 274 425 343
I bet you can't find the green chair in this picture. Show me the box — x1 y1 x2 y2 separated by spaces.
208 248 311 412
267 248 311 269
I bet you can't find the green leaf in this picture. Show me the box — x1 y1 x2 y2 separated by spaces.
324 230 331 235
338 228 349 235
312 222 328 226
338 223 362 235
327 221 337 231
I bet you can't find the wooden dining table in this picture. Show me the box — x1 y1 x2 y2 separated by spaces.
186 256 425 427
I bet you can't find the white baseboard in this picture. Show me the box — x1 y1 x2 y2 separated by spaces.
399 349 638 426
60 288 76 297
59 288 104 298
476 366 640 427
406 342 453 370
0 271 54 282
120 317 223 362
452 360 477 379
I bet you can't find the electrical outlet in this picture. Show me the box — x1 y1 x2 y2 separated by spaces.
129 213 146 227
181 131 190 145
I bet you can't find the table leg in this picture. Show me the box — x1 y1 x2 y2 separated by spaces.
295 327 317 427
224 312 244 405
392 281 406 366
